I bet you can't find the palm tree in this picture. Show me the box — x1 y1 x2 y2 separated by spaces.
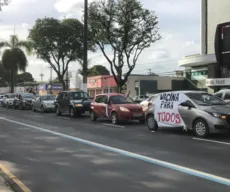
0 35 33 93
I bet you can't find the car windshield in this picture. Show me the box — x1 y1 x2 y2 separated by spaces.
8 94 16 98
186 93 226 106
22 94 35 99
110 95 134 104
42 95 54 100
69 92 90 100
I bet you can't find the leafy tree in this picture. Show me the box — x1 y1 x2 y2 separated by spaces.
88 0 161 92
16 72 34 84
0 0 10 10
88 65 110 76
29 17 94 90
0 35 33 92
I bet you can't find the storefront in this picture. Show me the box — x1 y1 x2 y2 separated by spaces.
206 78 230 89
178 1 230 93
87 75 117 97
38 84 62 96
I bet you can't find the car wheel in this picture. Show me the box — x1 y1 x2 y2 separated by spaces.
19 103 24 110
32 105 36 112
56 106 61 116
90 110 97 121
111 112 119 125
41 105 45 113
193 119 209 138
146 114 158 131
69 107 75 118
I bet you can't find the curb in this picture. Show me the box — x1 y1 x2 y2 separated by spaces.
0 164 31 192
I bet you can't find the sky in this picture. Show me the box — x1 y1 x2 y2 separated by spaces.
0 0 201 81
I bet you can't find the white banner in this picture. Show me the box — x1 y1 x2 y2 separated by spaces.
153 92 188 127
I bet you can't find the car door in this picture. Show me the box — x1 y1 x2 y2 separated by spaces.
92 95 102 116
223 91 230 103
56 92 64 112
100 95 109 117
33 97 39 109
62 92 70 113
178 100 197 129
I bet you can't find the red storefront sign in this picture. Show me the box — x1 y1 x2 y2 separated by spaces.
87 75 117 88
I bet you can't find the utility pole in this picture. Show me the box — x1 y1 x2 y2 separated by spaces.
65 70 69 91
83 0 88 92
148 69 152 75
40 68 44 82
49 66 53 94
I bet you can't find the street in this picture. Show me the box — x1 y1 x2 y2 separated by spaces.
0 107 230 192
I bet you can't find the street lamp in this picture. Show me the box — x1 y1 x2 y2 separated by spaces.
83 0 88 92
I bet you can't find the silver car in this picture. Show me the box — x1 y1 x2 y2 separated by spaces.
32 95 55 112
145 91 230 138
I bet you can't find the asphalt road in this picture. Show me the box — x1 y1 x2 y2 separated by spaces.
0 107 230 192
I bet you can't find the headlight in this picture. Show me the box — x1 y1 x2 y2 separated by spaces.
208 112 226 120
75 104 83 107
120 107 129 112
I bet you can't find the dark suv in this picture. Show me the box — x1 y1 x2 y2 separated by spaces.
55 91 92 117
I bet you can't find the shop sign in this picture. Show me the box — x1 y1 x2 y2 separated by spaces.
206 78 230 86
88 79 96 85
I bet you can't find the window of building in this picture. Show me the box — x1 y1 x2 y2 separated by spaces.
221 66 230 77
191 70 208 80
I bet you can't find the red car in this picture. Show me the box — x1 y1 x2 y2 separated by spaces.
90 93 145 124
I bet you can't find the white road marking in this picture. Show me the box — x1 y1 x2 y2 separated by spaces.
102 123 126 129
193 137 230 145
151 131 155 133
1 117 230 186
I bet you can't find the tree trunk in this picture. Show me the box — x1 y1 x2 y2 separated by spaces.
10 70 15 93
60 79 66 91
117 83 122 93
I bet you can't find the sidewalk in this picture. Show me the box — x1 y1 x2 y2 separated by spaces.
0 176 13 192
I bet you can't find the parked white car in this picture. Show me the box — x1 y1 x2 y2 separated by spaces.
214 89 230 103
133 95 149 103
2 93 16 108
0 95 4 105
140 94 159 111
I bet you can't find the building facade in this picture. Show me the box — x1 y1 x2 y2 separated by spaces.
87 75 117 97
178 0 230 93
87 74 198 98
37 84 62 95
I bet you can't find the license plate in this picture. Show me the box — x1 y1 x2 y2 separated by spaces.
133 113 142 117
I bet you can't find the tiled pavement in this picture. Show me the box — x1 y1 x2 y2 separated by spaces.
0 176 13 192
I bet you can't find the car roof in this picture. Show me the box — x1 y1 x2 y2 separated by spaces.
61 91 86 93
158 90 206 94
95 93 124 97
215 89 230 93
